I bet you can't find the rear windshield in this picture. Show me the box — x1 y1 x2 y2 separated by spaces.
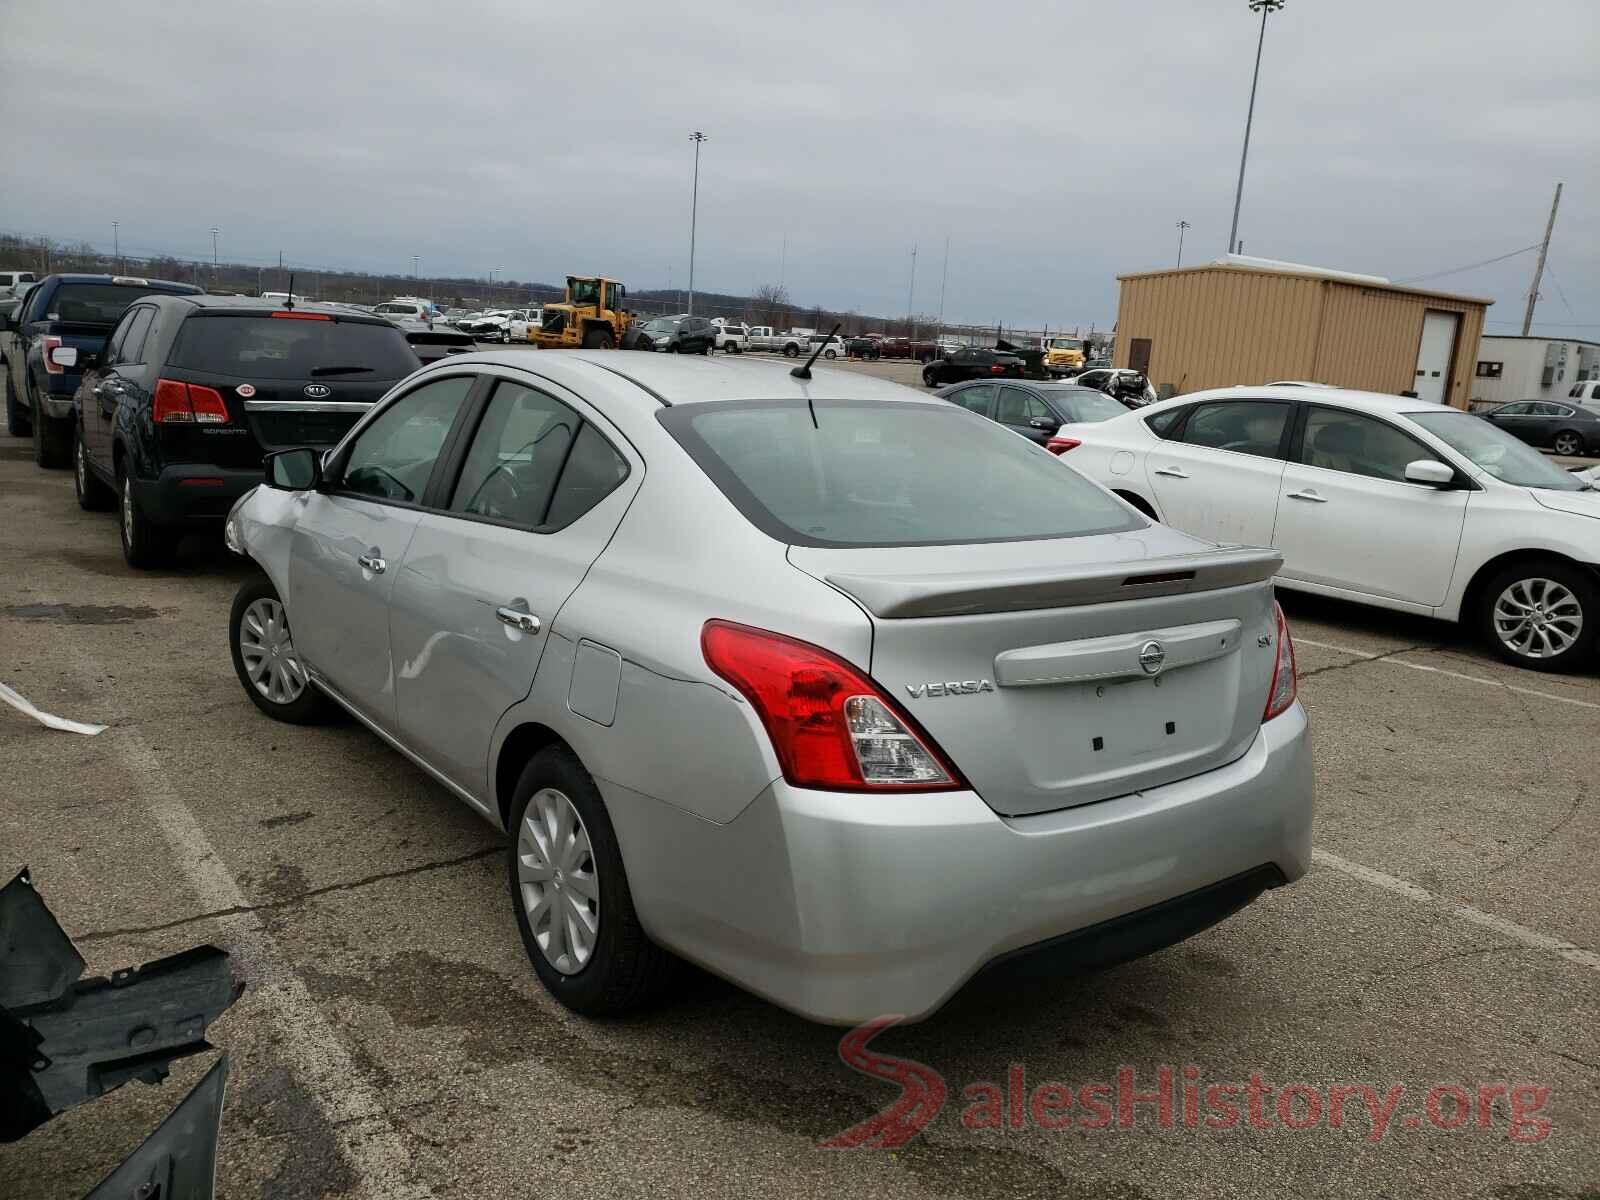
170 315 419 380
47 284 159 324
660 399 1143 547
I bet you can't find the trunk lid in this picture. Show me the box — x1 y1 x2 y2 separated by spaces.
788 529 1283 816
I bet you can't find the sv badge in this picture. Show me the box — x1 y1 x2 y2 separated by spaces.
905 680 994 699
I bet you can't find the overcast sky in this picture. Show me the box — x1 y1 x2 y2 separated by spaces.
1 0 1594 335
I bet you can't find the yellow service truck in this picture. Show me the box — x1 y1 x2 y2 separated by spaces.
1043 335 1086 377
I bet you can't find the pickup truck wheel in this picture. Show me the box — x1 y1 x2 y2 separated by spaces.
508 746 677 1015
782 344 799 358
74 431 113 511
229 575 336 724
30 381 72 468
5 370 30 437
1476 561 1597 673
117 467 174 568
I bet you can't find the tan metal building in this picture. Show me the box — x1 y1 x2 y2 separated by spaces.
1112 257 1491 409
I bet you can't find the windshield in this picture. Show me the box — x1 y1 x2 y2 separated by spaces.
660 400 1142 548
1058 390 1131 422
1409 410 1587 491
170 315 420 380
1049 338 1083 351
569 278 601 305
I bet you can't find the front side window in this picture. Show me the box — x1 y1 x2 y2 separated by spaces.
995 387 1048 425
1180 401 1289 459
450 382 579 526
1300 408 1429 483
339 375 474 503
661 400 1142 548
102 308 140 367
1495 402 1531 415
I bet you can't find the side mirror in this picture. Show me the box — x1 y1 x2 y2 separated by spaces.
1404 459 1456 487
264 447 322 491
49 345 79 368
1029 417 1058 431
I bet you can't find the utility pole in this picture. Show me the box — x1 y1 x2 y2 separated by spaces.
1228 1 1284 255
779 232 787 290
1176 220 1191 268
1521 182 1563 336
687 131 708 316
905 244 918 337
935 235 950 337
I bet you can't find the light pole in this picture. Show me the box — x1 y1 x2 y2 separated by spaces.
687 131 707 316
412 256 420 284
112 221 120 268
905 244 918 337
935 236 950 337
210 227 219 278
1176 220 1191 268
1228 0 1284 255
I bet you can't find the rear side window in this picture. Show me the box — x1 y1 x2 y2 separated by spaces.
661 400 1142 548
1144 406 1186 438
170 315 419 380
117 307 156 365
450 383 579 526
1180 401 1289 458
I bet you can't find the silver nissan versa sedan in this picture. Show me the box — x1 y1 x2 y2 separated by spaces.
224 350 1313 1024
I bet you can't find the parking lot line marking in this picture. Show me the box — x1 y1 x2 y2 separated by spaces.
1294 637 1600 711
1312 849 1600 973
72 655 438 1200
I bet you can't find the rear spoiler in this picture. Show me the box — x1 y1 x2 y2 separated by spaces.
825 546 1283 619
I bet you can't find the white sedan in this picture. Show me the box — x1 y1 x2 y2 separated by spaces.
1057 385 1600 671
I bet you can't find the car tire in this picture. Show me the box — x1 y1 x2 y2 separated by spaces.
923 371 938 388
5 369 30 437
1553 431 1582 456
1475 559 1598 673
581 327 615 350
73 429 113 511
783 345 799 358
507 746 677 1016
116 465 174 569
229 574 337 724
824 349 837 359
702 342 712 355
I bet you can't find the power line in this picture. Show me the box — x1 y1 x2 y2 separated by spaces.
1540 261 1578 322
1393 243 1542 285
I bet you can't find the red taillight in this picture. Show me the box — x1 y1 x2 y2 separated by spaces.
154 378 230 425
1046 436 1081 455
271 311 331 320
1263 601 1298 721
990 364 1005 374
42 335 64 374
701 620 964 792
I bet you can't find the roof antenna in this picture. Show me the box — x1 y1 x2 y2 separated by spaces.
791 323 840 429
283 273 295 311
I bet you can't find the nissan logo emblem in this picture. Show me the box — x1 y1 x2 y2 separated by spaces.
303 383 332 399
1138 640 1166 675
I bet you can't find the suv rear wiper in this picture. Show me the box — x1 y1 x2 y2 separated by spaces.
309 365 375 376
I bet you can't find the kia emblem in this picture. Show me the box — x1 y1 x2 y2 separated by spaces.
303 383 331 399
1138 640 1166 676
236 383 256 398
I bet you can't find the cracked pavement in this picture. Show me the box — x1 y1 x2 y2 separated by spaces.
1 401 1597 1199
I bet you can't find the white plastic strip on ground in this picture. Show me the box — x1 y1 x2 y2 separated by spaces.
1295 636 1600 711
71 654 437 1200
0 680 107 734
1313 849 1600 973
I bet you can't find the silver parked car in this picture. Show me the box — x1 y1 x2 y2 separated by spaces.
224 351 1313 1024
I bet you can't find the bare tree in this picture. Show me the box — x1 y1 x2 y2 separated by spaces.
753 282 790 329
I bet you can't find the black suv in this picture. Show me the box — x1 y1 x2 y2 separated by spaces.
637 315 716 354
72 297 421 567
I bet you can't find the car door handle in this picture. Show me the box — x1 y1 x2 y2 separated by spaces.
357 553 387 574
1286 489 1327 503
496 606 541 634
1153 466 1190 479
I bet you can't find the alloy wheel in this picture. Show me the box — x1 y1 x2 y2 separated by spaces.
516 787 600 974
237 597 308 703
121 477 135 547
1492 577 1583 660
1553 433 1580 456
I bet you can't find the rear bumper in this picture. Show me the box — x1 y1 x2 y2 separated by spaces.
39 386 79 421
132 464 263 526
620 702 1313 1024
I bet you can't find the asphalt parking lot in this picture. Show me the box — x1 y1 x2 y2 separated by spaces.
2 361 1597 1199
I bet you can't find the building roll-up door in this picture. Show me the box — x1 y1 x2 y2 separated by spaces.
1412 310 1460 404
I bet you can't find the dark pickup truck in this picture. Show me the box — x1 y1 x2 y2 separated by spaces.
0 273 201 466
